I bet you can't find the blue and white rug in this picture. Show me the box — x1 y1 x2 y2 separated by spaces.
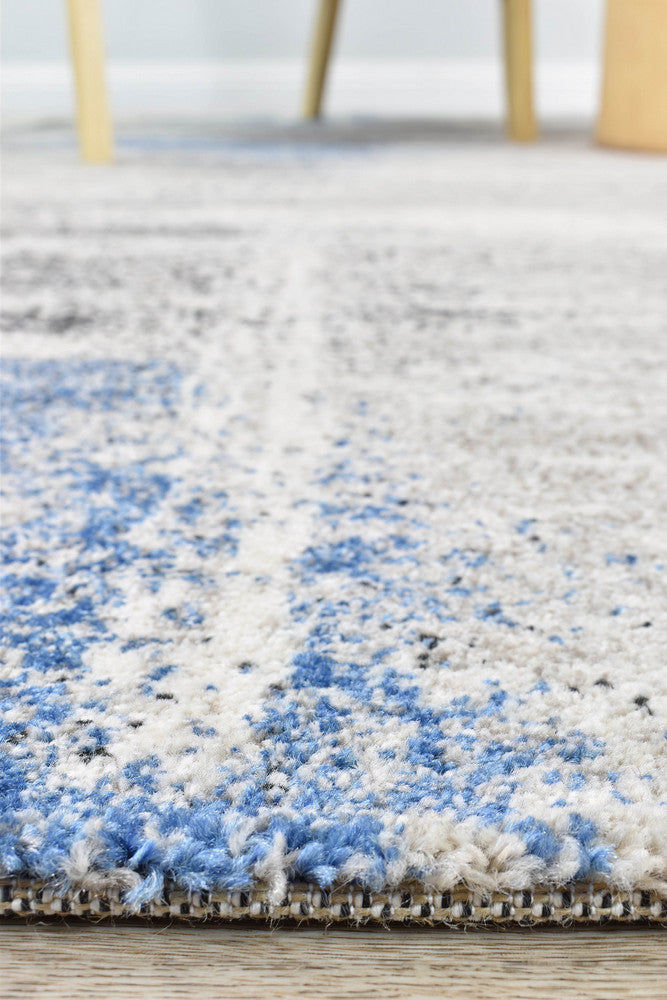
1 135 666 922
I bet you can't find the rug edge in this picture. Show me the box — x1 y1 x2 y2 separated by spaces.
2 879 666 924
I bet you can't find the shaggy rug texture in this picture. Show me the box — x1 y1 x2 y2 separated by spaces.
1 134 666 922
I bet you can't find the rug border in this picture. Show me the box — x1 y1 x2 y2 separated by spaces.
2 879 666 924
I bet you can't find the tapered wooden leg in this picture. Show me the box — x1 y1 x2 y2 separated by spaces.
66 0 113 162
597 0 667 153
501 0 538 141
302 0 342 119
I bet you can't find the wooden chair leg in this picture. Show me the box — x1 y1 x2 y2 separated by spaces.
302 0 342 119
597 0 667 153
66 0 113 162
501 0 538 141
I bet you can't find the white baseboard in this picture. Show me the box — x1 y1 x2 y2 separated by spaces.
1 58 600 125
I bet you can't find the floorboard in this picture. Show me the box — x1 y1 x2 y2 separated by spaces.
1 921 665 999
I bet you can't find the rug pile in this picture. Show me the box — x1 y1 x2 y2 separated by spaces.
1 135 666 922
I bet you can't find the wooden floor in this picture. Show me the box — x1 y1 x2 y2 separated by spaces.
1 921 665 999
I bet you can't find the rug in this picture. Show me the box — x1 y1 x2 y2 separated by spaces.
1 131 666 923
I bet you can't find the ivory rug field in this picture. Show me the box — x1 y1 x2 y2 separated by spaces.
1 132 666 922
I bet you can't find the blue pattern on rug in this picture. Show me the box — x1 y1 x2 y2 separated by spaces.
2 353 662 905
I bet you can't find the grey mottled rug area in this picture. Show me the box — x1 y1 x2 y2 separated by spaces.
1 132 666 922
